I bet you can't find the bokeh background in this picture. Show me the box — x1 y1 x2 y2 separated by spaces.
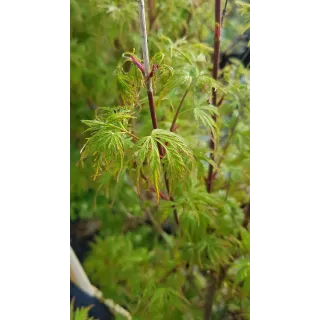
71 0 249 319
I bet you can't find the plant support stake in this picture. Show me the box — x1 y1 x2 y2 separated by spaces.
70 247 132 320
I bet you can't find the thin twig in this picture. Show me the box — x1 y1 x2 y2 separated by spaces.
107 124 140 141
224 34 248 55
145 207 172 246
137 189 172 246
203 271 215 320
148 0 156 30
160 80 194 160
157 262 185 284
140 170 170 201
221 0 228 27
210 113 240 184
204 2 222 318
170 82 193 132
164 173 179 225
206 0 222 193
130 54 145 73
160 82 192 159
180 11 193 38
121 130 140 141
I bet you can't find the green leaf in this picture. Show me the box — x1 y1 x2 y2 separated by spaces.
193 105 219 139
80 107 135 179
71 301 95 320
229 256 250 295
152 129 194 192
158 71 192 101
196 74 225 94
114 66 143 106
135 136 161 201
135 130 193 199
236 1 250 33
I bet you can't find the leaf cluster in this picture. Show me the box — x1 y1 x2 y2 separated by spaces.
71 1 250 319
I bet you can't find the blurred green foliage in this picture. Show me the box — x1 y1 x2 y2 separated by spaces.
71 0 250 319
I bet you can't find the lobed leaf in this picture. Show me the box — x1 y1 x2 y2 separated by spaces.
193 105 219 140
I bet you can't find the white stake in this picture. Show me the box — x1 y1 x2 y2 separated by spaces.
70 246 132 320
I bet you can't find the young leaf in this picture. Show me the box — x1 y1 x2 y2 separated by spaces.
193 105 219 139
135 136 161 201
236 1 250 34
158 71 192 101
80 107 135 179
70 301 94 320
152 129 193 192
196 74 225 95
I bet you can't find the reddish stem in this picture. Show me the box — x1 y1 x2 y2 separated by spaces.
145 64 178 225
170 85 191 132
217 94 224 106
141 170 170 201
206 0 222 194
130 55 145 74
160 84 190 159
148 0 155 29
147 91 159 131
165 173 179 225
147 64 159 80
150 186 170 201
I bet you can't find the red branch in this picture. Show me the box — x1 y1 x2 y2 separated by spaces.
130 55 145 74
206 0 222 194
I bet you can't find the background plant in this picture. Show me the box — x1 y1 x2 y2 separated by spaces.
71 0 250 319
71 301 95 320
